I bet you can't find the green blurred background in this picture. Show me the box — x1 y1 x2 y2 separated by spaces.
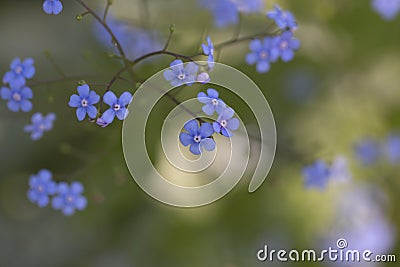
0 0 399 266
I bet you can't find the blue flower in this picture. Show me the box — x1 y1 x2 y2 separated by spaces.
246 37 279 73
385 134 400 164
43 0 63 15
372 0 400 20
164 60 199 87
202 36 215 68
52 182 87 216
101 91 133 123
197 88 226 116
354 138 380 165
24 113 56 140
329 156 352 183
1 85 33 112
200 0 239 28
273 31 300 62
303 160 330 190
179 120 216 155
28 169 57 208
3 58 35 88
267 5 298 31
213 107 239 137
68 84 100 121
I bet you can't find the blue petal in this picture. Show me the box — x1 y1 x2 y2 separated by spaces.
207 88 219 98
28 190 38 202
69 94 81 107
200 138 215 151
185 62 199 75
76 107 87 121
88 90 100 104
119 91 133 106
213 122 222 133
281 50 294 62
163 70 175 81
103 91 117 106
31 131 43 141
57 182 69 194
24 125 34 133
31 113 43 124
197 92 208 103
290 39 300 50
189 143 201 155
52 1 63 15
256 61 270 73
202 104 215 116
2 71 14 84
202 44 210 55
179 132 193 146
215 102 226 114
37 195 49 208
21 87 33 99
24 66 35 79
221 127 232 137
10 58 21 69
199 122 214 138
0 87 11 100
184 120 199 135
86 105 98 119
116 108 128 120
77 84 90 98
170 59 183 67
7 101 20 112
219 107 235 120
102 109 116 123
71 182 83 194
246 53 257 65
227 118 240 131
62 206 75 216
20 100 32 112
43 0 53 14
39 169 52 181
75 196 87 210
250 39 262 51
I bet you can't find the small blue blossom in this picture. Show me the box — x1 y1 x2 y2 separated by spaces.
371 0 400 20
202 36 215 69
101 91 133 123
273 31 300 62
179 120 215 155
354 138 380 165
213 107 240 137
24 113 56 140
52 182 87 216
303 160 330 190
28 169 57 208
164 60 199 87
95 117 110 128
246 37 279 73
385 134 400 164
1 85 33 112
197 88 226 116
3 58 35 88
68 84 100 121
43 0 63 15
267 5 298 31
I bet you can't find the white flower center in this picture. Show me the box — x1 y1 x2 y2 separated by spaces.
193 135 201 143
221 120 227 127
38 124 46 131
37 185 44 192
211 99 218 106
15 66 23 74
81 99 88 107
66 195 74 203
260 51 268 59
280 41 288 49
12 92 21 102
178 73 186 80
113 104 121 111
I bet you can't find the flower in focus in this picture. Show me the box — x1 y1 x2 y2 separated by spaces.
213 107 239 137
101 91 133 123
202 36 215 68
42 0 63 15
3 58 35 88
371 0 400 20
68 84 100 121
179 120 216 155
24 113 56 140
302 160 330 190
164 60 199 87
52 182 87 216
272 31 300 62
1 85 33 112
246 37 279 73
267 4 297 31
197 88 226 116
28 169 57 208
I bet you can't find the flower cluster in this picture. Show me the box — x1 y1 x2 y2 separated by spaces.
354 134 400 165
303 156 352 190
371 0 400 20
267 5 298 31
43 0 63 15
1 58 35 112
68 84 133 125
24 113 56 140
28 169 87 216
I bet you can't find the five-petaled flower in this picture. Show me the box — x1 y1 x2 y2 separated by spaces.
302 160 330 190
101 91 133 123
68 84 100 121
197 88 226 116
28 169 57 208
267 4 297 31
3 58 35 88
179 120 216 155
202 36 215 68
164 59 199 87
246 37 279 73
213 107 239 137
43 0 63 15
52 181 87 216
24 113 56 140
273 31 300 62
1 85 33 112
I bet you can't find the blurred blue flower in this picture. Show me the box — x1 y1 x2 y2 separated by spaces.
303 160 330 190
213 107 239 137
93 16 162 61
52 182 87 216
371 0 400 20
273 31 300 62
164 60 199 87
101 91 132 123
202 36 215 68
24 112 56 140
28 169 57 208
385 134 400 164
1 85 33 112
43 0 63 15
267 5 297 31
179 120 215 155
329 156 352 183
354 138 380 165
233 0 264 13
68 84 100 121
3 58 35 88
197 88 226 116
246 37 279 73
284 68 317 103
